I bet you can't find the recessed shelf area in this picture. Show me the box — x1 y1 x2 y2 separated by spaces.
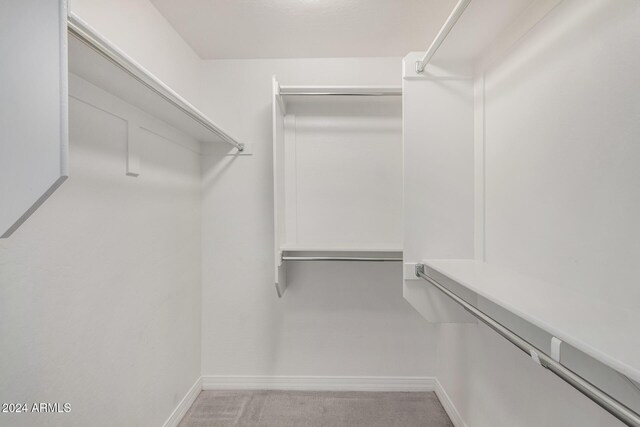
273 77 403 296
421 259 640 384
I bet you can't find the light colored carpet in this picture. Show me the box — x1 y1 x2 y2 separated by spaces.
178 390 453 427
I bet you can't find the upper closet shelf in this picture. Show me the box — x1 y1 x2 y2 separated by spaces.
421 259 640 384
275 84 402 116
67 13 244 151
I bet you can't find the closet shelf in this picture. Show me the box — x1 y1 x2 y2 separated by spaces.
279 85 402 96
67 13 244 151
275 84 403 117
421 259 640 384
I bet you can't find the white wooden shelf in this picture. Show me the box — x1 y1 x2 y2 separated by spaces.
1 0 69 238
67 13 244 151
422 259 640 384
2 5 247 239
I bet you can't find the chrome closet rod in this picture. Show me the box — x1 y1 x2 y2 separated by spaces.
282 256 402 262
415 264 640 427
280 92 401 97
279 86 402 97
67 14 244 152
415 0 472 73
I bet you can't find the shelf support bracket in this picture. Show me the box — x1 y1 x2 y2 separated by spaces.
126 121 142 177
551 337 563 363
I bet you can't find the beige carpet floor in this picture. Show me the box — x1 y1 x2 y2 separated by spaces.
178 390 453 427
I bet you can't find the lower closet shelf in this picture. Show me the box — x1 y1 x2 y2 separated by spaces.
282 249 403 262
420 259 640 384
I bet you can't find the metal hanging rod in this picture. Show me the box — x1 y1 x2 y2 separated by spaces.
67 13 244 152
281 93 401 97
279 86 402 97
415 264 640 427
283 256 402 262
415 0 472 73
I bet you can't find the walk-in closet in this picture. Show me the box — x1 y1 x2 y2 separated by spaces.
1 1 639 426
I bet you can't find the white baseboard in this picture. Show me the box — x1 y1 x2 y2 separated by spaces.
434 379 467 427
201 375 436 392
162 377 202 427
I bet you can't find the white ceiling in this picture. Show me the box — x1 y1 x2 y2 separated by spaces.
149 0 459 59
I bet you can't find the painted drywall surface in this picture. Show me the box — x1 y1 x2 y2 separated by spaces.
70 0 202 107
437 323 621 426
0 91 202 426
199 57 436 376
483 0 640 311
436 0 639 426
402 52 476 323
289 114 403 249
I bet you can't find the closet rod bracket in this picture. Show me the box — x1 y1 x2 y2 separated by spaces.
415 263 426 278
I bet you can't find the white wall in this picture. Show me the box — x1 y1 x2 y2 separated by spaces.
199 58 436 377
436 1 640 425
282 108 403 250
482 0 640 310
402 52 476 324
0 79 202 426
